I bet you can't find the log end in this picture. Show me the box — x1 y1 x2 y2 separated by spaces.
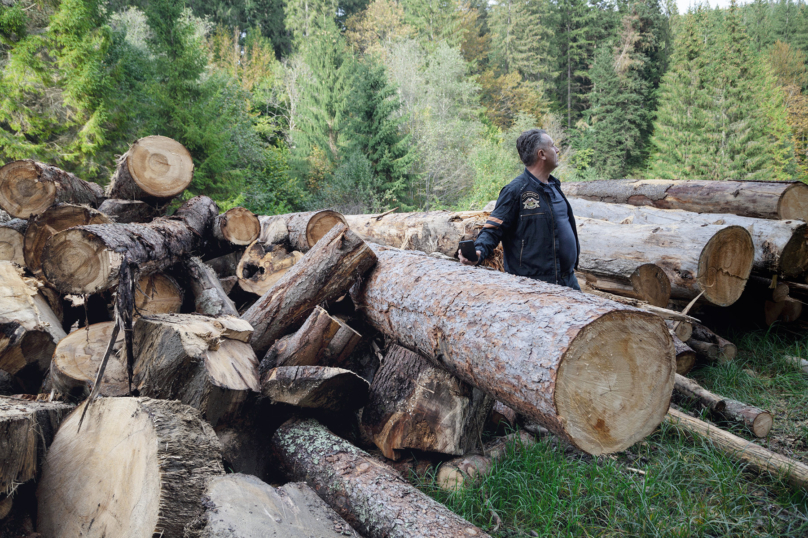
697 225 755 306
42 228 120 294
0 226 25 265
630 263 671 307
555 310 675 454
752 411 773 438
0 160 56 218
306 210 347 248
51 322 128 399
779 182 808 222
128 135 194 198
675 350 696 375
220 207 260 245
780 223 808 278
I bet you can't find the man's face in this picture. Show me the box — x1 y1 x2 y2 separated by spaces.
538 136 560 170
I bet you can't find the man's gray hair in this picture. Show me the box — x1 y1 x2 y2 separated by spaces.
516 129 550 167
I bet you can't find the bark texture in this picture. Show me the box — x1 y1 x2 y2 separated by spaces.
186 257 238 317
260 210 347 252
98 198 161 223
673 336 696 375
37 398 224 538
106 135 194 202
237 241 304 296
261 306 341 369
271 418 490 538
261 366 370 413
242 224 377 356
42 195 218 294
353 245 675 455
691 323 737 361
436 431 536 491
206 250 243 278
0 219 27 266
213 207 260 246
0 160 104 218
50 321 127 399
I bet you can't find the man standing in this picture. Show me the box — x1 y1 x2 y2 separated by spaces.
458 128 581 290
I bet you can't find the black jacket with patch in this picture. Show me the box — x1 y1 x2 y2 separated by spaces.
474 170 580 282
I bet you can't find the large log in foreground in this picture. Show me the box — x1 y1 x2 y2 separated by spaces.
563 179 808 222
37 398 225 537
0 160 104 218
354 245 675 455
42 195 218 294
271 418 490 538
106 135 194 203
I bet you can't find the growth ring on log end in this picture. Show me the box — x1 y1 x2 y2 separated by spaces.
630 263 671 307
696 225 755 307
0 161 56 218
121 135 194 199
305 210 347 247
779 182 808 221
42 229 121 294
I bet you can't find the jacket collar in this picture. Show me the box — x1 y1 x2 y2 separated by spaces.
523 168 560 188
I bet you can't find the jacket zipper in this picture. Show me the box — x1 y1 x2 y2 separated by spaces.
549 192 558 284
520 239 524 268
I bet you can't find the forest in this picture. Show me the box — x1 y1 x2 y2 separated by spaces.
1 0 807 216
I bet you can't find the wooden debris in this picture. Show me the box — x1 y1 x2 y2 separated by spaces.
186 257 238 317
784 355 808 374
261 365 370 413
261 306 341 369
98 198 160 223
134 272 183 316
437 431 536 490
259 210 347 252
213 207 260 246
673 335 696 375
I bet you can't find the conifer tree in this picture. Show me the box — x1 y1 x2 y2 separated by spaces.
489 0 553 82
285 0 338 45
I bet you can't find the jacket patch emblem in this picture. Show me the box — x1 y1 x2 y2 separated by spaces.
523 197 540 210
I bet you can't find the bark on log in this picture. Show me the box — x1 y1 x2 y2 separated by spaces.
186 257 238 317
23 204 110 277
206 250 243 278
690 323 737 361
0 396 73 495
353 245 675 455
42 195 218 294
322 317 363 367
106 135 194 203
0 160 104 218
98 198 160 223
666 320 693 342
237 241 304 296
687 339 724 363
242 224 377 356
361 345 493 460
261 306 341 369
0 369 19 395
50 321 127 399
185 475 357 538
260 210 347 251
0 219 27 266
665 408 806 489
219 275 238 295
673 336 696 375
568 198 808 277
260 366 370 413
213 207 260 246
436 431 536 491
563 179 808 221
577 264 671 307
134 272 183 315
576 217 754 306
37 398 224 537
134 314 260 427
271 417 490 538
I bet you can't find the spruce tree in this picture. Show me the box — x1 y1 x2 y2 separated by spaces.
489 0 553 82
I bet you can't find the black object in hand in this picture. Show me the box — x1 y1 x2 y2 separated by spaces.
459 240 478 262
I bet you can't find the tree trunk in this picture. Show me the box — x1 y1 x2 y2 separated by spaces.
563 179 808 221
0 160 104 218
271 418 490 538
436 431 536 491
0 219 27 266
260 210 347 252
50 321 127 399
568 198 808 277
261 366 370 413
665 408 806 489
686 339 723 362
361 344 493 460
213 207 260 246
0 396 73 496
237 241 304 296
242 224 377 356
23 204 110 277
134 314 259 427
42 195 218 294
576 217 754 306
106 136 194 203
690 323 737 361
185 257 238 317
261 306 341 369
98 198 161 223
577 264 671 307
673 336 696 375
185 475 357 538
134 272 183 315
37 398 224 538
353 245 675 455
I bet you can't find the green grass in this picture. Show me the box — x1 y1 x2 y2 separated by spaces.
412 326 808 537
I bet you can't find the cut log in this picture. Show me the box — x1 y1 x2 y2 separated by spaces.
322 317 363 366
0 396 74 495
0 160 104 218
50 322 127 399
206 249 243 278
0 219 27 266
98 198 160 223
784 355 808 374
690 324 737 361
576 217 754 306
764 300 785 326
563 179 808 222
186 257 238 317
577 264 671 307
665 408 806 489
237 241 304 296
667 320 693 342
42 195 218 294
260 366 370 413
778 297 803 322
568 198 808 277
23 204 111 277
185 475 357 538
673 336 696 375
134 272 183 315
577 284 701 323
674 374 726 412
242 224 377 356
361 344 493 460
213 207 260 246
260 210 347 252
488 400 517 429
37 398 224 537
354 245 675 455
261 306 341 369
436 431 536 491
687 339 723 362
106 135 194 203
134 314 260 427
271 418 490 538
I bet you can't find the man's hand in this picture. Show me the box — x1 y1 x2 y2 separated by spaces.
458 249 482 266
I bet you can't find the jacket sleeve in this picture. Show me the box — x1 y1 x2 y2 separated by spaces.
474 185 518 261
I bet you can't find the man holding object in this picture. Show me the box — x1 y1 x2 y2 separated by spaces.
458 128 581 290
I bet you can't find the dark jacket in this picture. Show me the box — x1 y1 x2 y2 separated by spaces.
474 170 580 283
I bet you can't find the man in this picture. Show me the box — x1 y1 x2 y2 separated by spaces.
458 128 581 290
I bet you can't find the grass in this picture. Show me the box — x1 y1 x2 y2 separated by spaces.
412 325 808 537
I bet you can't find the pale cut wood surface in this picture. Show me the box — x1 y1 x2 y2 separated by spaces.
261 365 370 413
0 219 27 266
237 241 304 296
134 272 183 315
51 321 127 399
437 431 536 490
0 160 103 218
259 210 347 251
107 135 194 201
213 207 260 245
261 306 341 369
